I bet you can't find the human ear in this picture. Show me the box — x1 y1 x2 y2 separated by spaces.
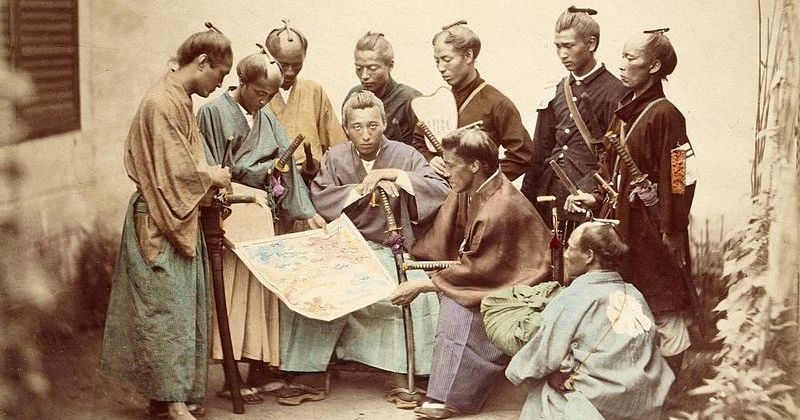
649 59 662 76
587 36 598 53
464 49 474 63
469 160 480 173
197 53 209 69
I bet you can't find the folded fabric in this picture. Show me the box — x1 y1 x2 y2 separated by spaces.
480 281 562 356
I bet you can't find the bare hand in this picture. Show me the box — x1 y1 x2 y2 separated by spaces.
375 180 400 197
429 156 448 177
356 169 401 194
564 191 595 213
390 280 432 306
307 213 327 230
209 165 232 188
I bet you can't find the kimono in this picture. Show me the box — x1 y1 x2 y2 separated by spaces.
520 64 625 224
345 77 422 145
197 89 317 364
411 73 534 181
506 271 674 420
268 78 347 168
101 72 215 402
410 172 551 414
278 137 449 374
594 81 695 315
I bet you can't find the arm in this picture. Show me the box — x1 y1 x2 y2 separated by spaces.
506 296 579 384
521 105 557 201
494 98 534 181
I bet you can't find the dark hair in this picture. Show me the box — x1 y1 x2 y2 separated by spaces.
175 29 232 68
266 19 309 56
432 20 481 59
342 90 386 127
441 128 498 175
576 222 629 269
642 32 677 80
236 51 281 84
555 8 601 51
355 31 394 65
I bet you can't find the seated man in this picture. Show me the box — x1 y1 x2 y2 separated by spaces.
506 222 674 419
197 51 325 401
277 90 450 405
390 128 551 419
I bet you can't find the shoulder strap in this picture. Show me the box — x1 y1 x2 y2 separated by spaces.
563 77 597 158
620 97 669 147
458 81 488 114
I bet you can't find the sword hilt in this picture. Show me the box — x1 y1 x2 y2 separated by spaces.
402 260 459 271
606 132 649 186
374 187 400 234
416 121 444 155
271 133 305 174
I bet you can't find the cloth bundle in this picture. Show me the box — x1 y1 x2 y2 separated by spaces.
480 281 562 356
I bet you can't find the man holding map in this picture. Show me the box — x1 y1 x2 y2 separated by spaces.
274 90 449 406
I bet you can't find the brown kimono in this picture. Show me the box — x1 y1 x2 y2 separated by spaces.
410 171 549 414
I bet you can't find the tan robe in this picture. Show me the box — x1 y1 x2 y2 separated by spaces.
268 78 347 166
124 71 214 260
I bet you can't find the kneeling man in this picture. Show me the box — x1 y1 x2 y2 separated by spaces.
277 90 450 405
506 222 674 419
391 127 551 419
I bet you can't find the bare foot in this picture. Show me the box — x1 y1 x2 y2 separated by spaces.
167 402 197 419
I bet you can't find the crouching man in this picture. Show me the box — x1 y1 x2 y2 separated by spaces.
505 221 674 419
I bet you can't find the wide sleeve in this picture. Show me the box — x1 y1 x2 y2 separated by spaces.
652 108 694 234
317 89 347 149
494 98 534 181
310 150 361 221
197 105 225 165
227 112 278 189
404 149 450 222
399 89 422 145
409 192 467 262
506 294 581 384
133 97 213 257
430 203 550 307
273 117 317 220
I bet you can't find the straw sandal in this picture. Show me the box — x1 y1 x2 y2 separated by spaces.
386 387 425 409
216 387 264 404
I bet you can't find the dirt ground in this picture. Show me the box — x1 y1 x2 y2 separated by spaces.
34 328 711 419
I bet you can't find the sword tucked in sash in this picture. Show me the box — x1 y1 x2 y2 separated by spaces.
604 130 707 338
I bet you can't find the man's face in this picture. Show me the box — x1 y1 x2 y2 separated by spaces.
619 36 653 92
345 106 385 161
433 38 473 88
554 29 595 76
564 224 590 282
240 74 281 114
197 57 232 98
354 50 392 95
443 150 476 193
273 44 305 90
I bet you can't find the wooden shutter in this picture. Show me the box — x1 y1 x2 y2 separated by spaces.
6 0 80 139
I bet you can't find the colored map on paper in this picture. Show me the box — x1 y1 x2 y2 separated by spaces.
230 215 423 321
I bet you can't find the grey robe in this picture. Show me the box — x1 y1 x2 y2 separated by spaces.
278 138 449 374
506 271 674 420
198 89 315 220
310 137 450 246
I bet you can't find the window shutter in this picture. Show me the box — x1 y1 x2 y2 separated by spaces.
6 0 80 140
